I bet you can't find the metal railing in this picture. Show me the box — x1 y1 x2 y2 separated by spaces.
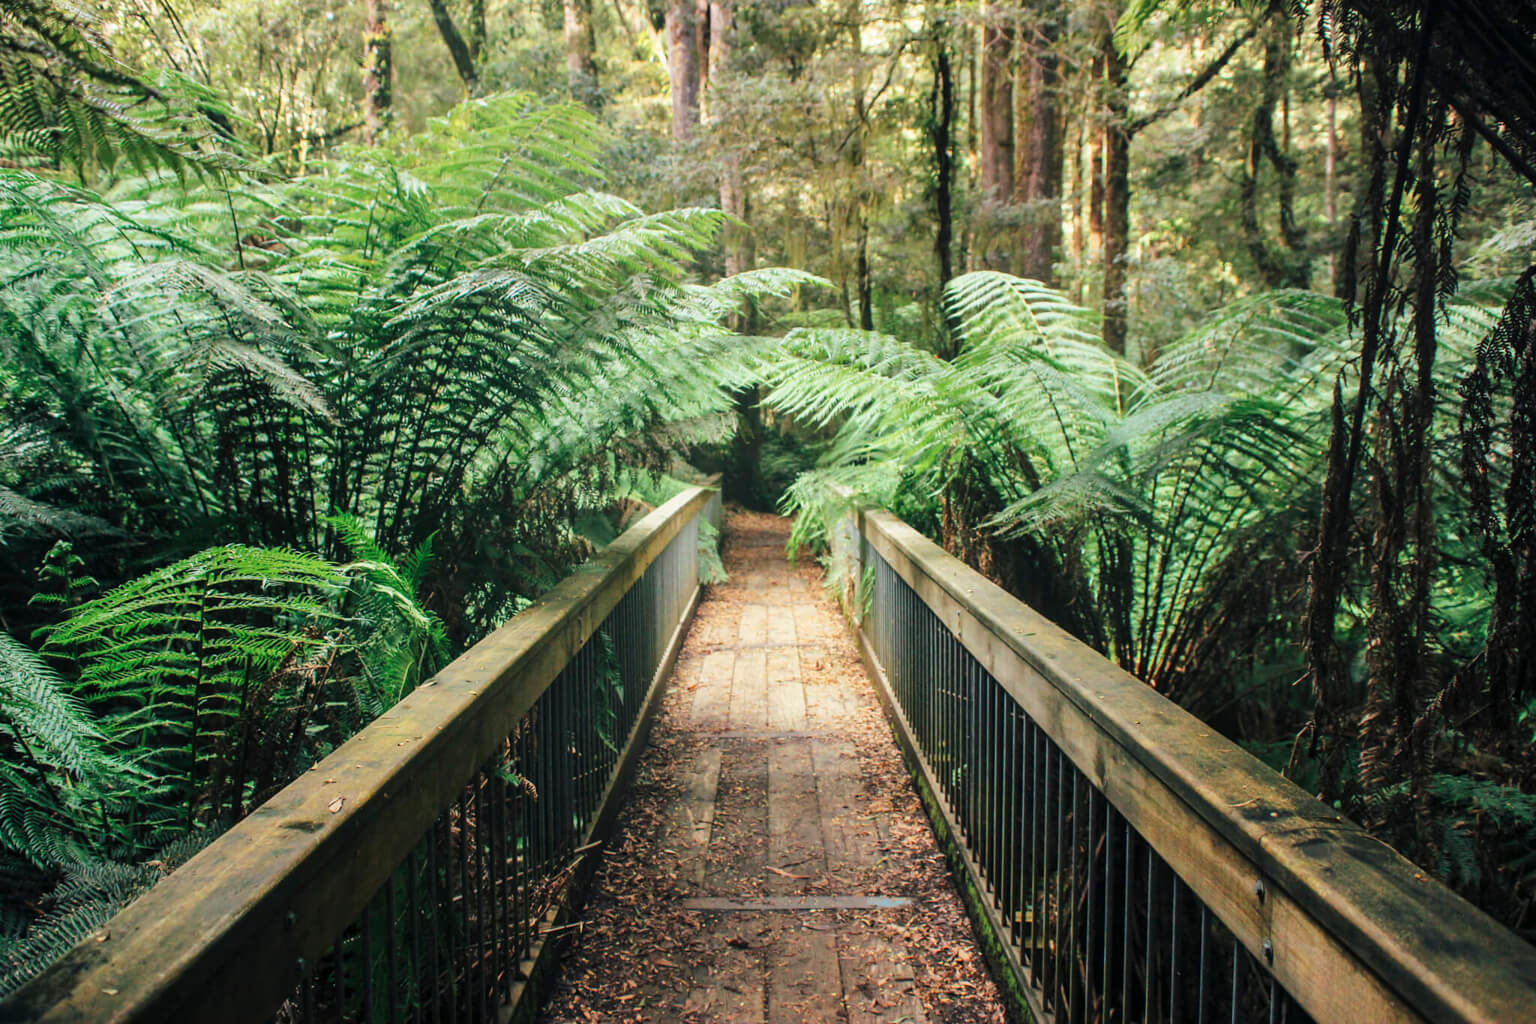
7 485 722 1024
833 502 1536 1024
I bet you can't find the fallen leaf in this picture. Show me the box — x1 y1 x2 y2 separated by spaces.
328 796 345 814
765 865 810 879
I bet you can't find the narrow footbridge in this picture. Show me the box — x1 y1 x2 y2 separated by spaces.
8 484 1536 1023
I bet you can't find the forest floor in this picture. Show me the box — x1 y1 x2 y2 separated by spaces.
539 507 1007 1023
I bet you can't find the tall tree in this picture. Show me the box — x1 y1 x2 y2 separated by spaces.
564 0 601 109
1013 3 1062 283
361 0 392 146
1099 0 1131 354
709 0 751 277
927 7 958 294
1093 4 1256 355
1239 10 1309 289
428 0 479 93
666 1 701 140
977 1 1014 272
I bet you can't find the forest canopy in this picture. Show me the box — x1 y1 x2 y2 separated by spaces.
1 0 1535 992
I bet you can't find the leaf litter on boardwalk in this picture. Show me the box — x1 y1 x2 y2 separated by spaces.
540 508 1007 1024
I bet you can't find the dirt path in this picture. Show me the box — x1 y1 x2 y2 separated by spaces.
540 508 1007 1023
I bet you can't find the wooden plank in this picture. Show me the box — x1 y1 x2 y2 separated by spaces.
738 603 770 645
7 486 720 1024
729 648 768 731
801 647 850 730
683 915 767 1023
793 602 838 645
858 507 1536 1024
709 742 769 892
838 928 928 1024
767 924 843 1023
691 650 736 729
701 600 745 648
765 607 798 644
766 649 806 732
811 740 879 871
668 747 722 889
767 740 824 893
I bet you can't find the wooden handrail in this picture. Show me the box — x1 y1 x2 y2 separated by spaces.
844 501 1536 1024
3 484 718 1024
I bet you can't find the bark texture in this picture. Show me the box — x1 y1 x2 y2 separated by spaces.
428 0 479 92
565 0 601 109
361 0 391 146
1100 9 1130 356
666 1 702 140
1012 6 1061 283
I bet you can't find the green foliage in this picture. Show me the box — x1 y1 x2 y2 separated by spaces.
0 1 241 177
765 273 1353 711
0 633 119 870
325 514 449 713
697 516 728 586
42 545 349 841
0 90 779 991
0 833 210 998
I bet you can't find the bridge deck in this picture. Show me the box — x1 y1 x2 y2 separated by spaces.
542 508 1004 1023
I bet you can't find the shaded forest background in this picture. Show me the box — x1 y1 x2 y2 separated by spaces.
1 0 1536 994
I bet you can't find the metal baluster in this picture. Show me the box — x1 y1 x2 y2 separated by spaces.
1230 940 1243 1024
361 901 375 1024
1086 786 1099 1024
1053 745 1067 1016
408 846 422 1024
429 818 444 1024
1144 845 1155 1024
1197 903 1211 1024
300 955 315 1023
386 873 400 1024
1121 823 1133 1019
334 933 347 1024
1102 803 1118 1023
1067 767 1080 1021
457 794 472 1021
1029 722 1044 991
1170 876 1183 1024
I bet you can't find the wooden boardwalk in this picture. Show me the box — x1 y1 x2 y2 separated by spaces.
542 509 1004 1023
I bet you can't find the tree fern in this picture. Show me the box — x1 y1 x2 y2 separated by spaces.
41 546 349 841
0 2 241 178
325 514 449 713
0 632 120 870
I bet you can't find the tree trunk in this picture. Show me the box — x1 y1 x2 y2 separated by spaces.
1325 90 1339 290
710 1 751 278
1013 4 1062 283
1087 54 1105 266
361 0 391 146
929 11 957 290
1239 13 1309 289
467 0 486 62
666 1 701 140
1101 6 1130 356
856 213 873 330
428 0 479 93
564 0 601 109
1067 109 1084 301
978 3 1014 209
1359 112 1443 810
